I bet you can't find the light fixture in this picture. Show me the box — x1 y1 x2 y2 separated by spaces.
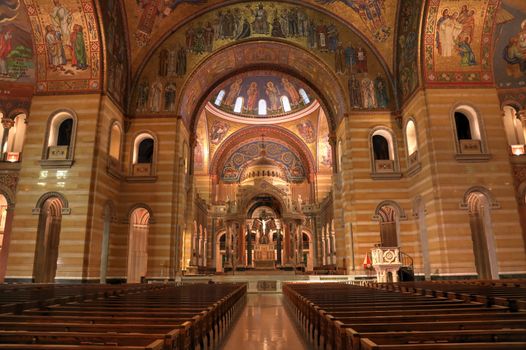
511 144 525 156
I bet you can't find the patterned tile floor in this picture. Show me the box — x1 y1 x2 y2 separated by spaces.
220 294 311 350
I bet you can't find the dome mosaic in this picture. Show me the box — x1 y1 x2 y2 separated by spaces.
210 71 313 118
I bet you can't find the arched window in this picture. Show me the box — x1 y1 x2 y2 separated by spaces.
281 96 291 112
373 135 390 160
452 105 488 159
370 128 401 179
258 99 267 116
215 90 226 106
138 139 154 163
405 120 418 156
455 112 472 140
299 89 310 104
4 113 27 162
42 110 78 167
132 133 156 176
404 118 420 172
108 122 122 161
57 119 73 146
234 97 243 113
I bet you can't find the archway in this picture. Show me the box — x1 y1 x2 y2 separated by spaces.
465 190 499 279
33 197 64 283
377 205 399 247
127 207 151 283
179 39 345 275
215 231 227 273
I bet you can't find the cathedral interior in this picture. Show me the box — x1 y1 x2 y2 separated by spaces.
0 0 525 287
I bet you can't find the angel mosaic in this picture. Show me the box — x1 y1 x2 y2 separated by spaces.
209 120 229 145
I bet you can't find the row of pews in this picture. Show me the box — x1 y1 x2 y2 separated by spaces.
364 280 526 311
283 280 526 350
0 282 246 349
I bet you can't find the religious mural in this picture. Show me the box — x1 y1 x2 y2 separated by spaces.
348 72 389 109
23 0 100 93
212 72 312 117
296 120 316 144
125 0 398 74
0 0 34 87
316 0 391 42
100 0 129 108
194 114 208 172
317 110 332 170
221 140 306 183
493 0 526 89
209 120 229 145
396 0 423 103
133 1 393 115
424 0 498 86
134 0 206 46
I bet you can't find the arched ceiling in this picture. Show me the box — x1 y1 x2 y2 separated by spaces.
132 1 397 126
125 0 400 74
194 98 333 177
2 0 524 116
210 125 317 181
176 40 351 130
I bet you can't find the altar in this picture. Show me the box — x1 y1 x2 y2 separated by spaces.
254 243 275 269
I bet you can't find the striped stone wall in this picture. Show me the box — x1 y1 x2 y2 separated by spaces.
7 94 103 281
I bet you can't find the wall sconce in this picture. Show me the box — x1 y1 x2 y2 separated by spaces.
511 145 525 156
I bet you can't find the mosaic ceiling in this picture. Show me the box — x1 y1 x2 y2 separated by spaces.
210 71 313 118
2 1 525 113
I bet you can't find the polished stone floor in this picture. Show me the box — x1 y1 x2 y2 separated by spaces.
220 294 311 350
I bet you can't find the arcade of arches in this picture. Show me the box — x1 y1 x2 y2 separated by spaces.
0 0 526 284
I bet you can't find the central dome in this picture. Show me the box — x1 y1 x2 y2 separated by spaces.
240 155 286 185
210 70 313 119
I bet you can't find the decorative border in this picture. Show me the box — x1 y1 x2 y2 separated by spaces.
423 0 499 86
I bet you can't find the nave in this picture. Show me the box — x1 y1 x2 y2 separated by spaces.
219 294 309 350
0 280 525 349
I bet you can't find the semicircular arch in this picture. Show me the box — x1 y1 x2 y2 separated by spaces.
178 39 348 133
210 125 317 179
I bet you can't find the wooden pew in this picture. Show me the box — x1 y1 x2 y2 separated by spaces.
283 282 526 350
0 283 247 350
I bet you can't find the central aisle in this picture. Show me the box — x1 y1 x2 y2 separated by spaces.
220 294 310 350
